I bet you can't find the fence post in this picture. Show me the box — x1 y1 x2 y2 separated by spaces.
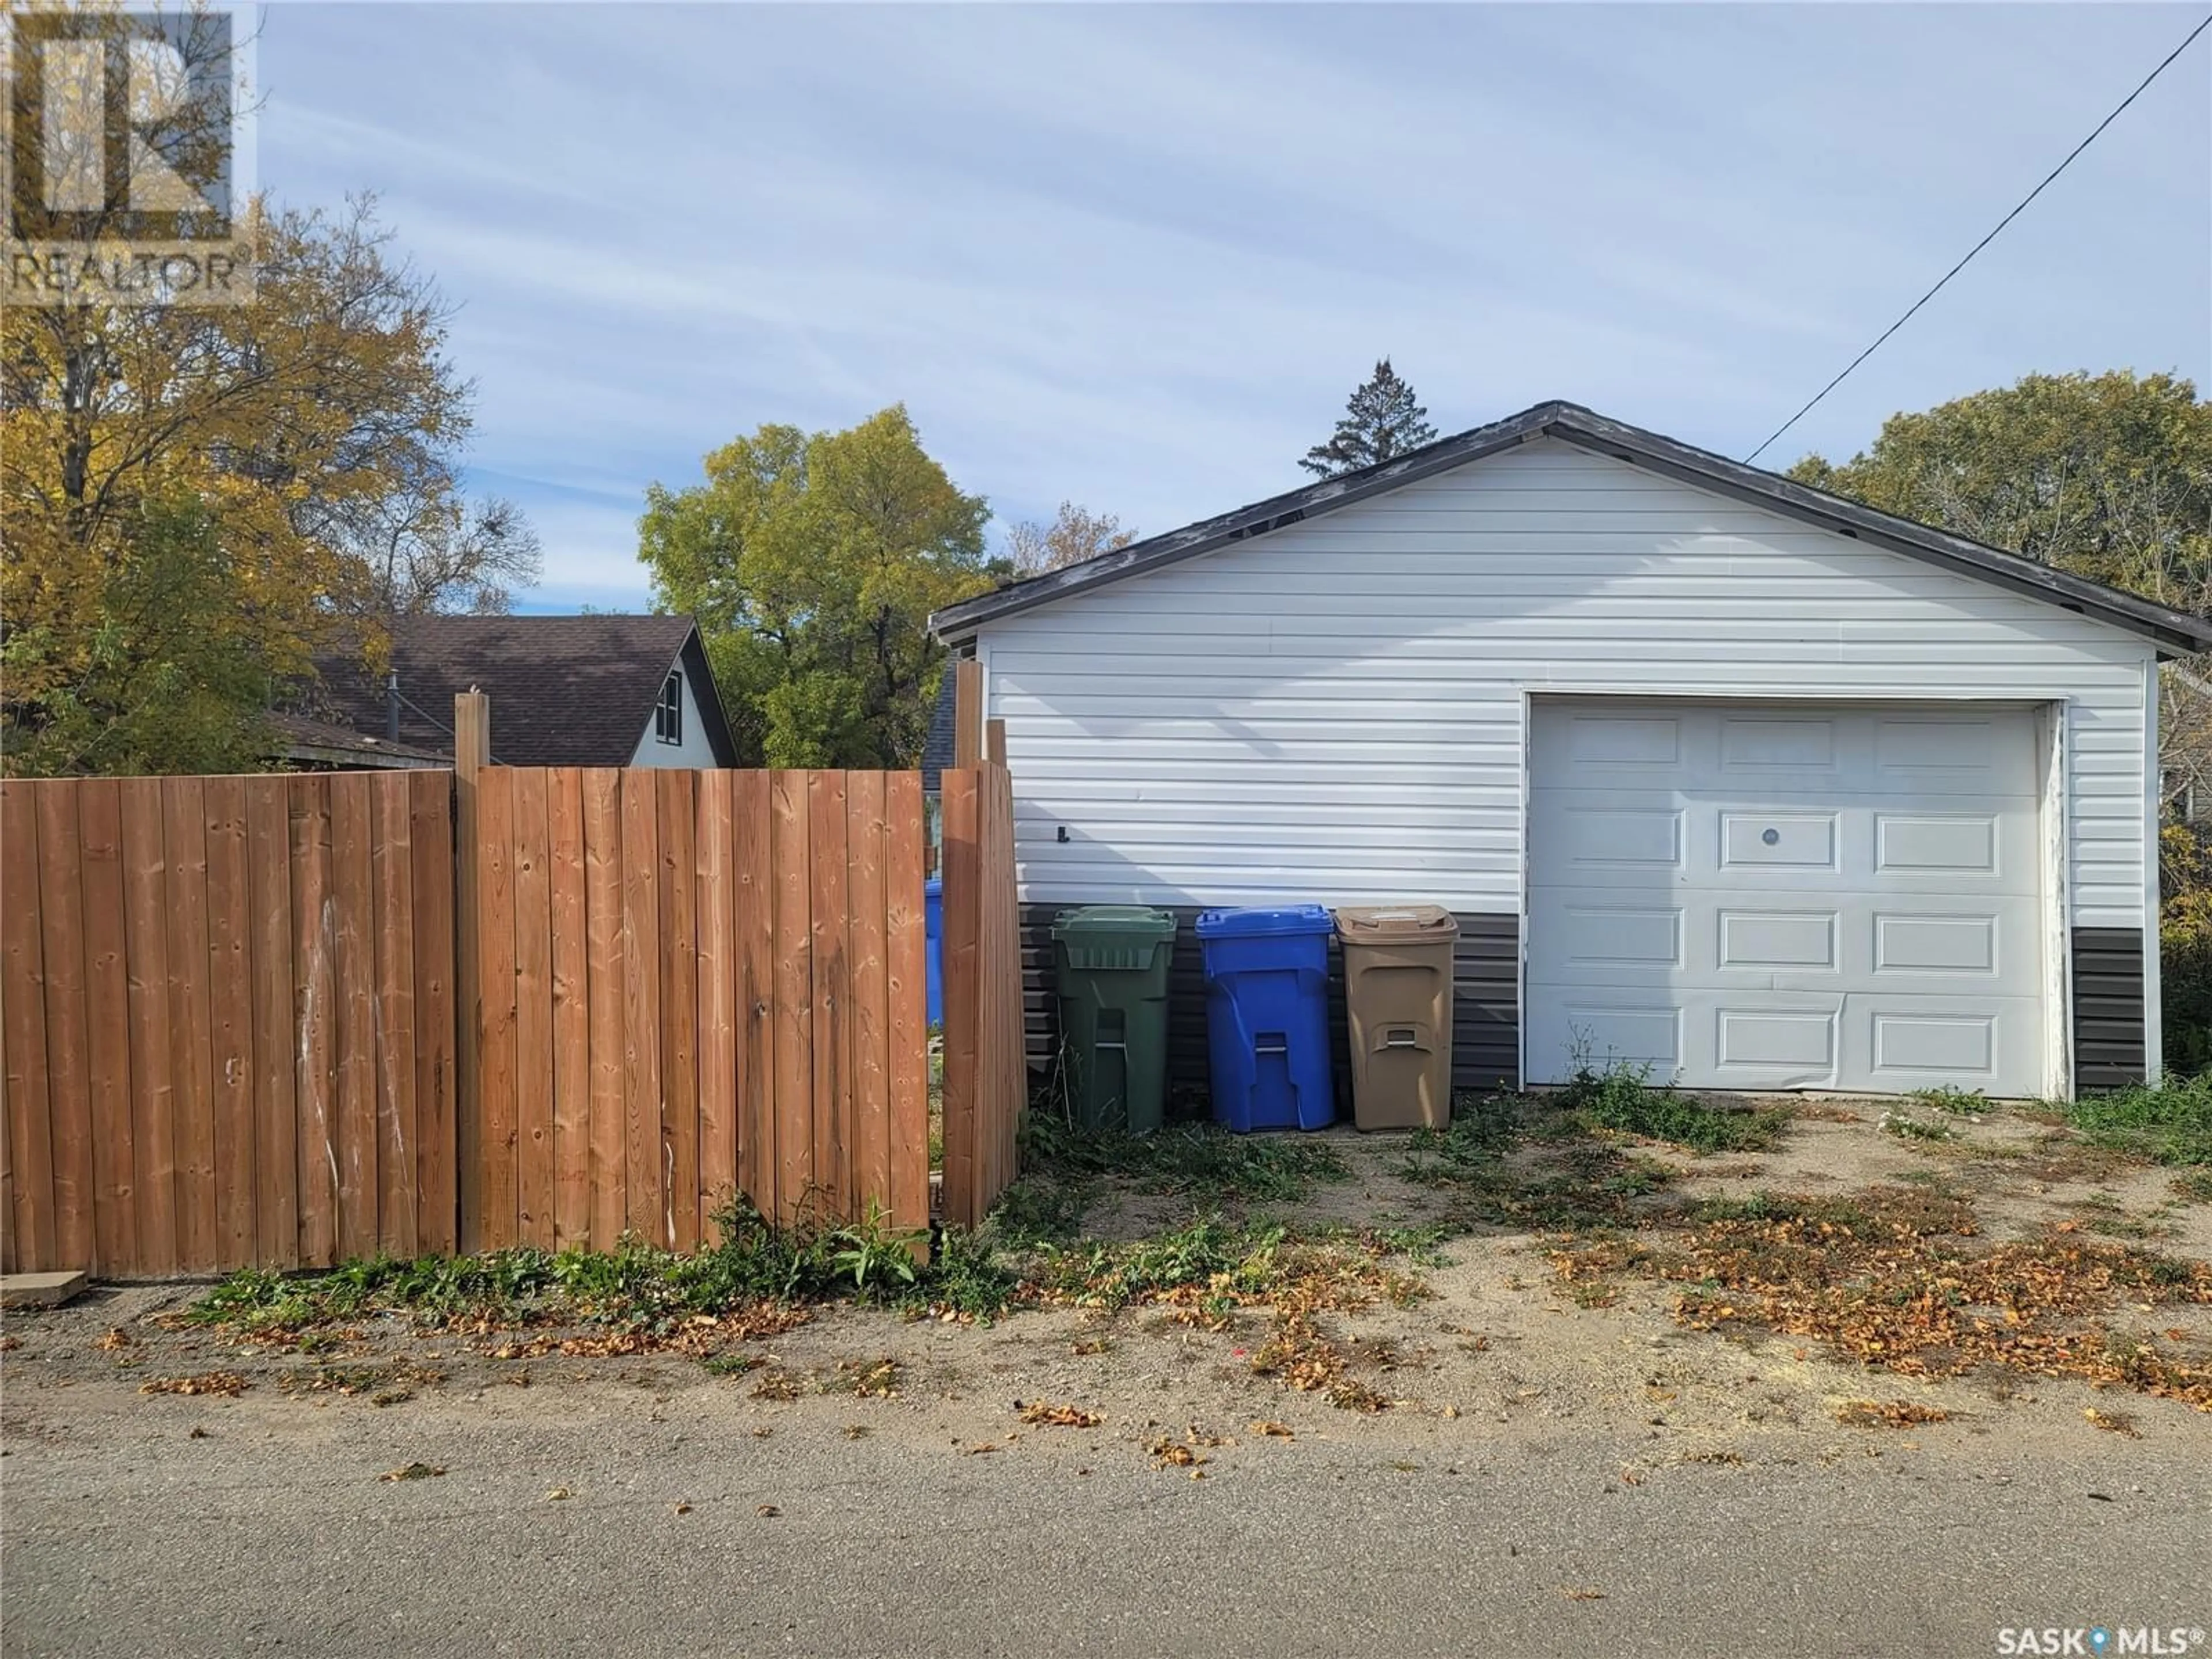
953 659 983 768
453 690 488 1253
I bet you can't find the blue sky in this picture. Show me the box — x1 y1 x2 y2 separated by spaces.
256 2 2212 612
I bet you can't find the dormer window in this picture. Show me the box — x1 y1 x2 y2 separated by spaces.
656 671 683 745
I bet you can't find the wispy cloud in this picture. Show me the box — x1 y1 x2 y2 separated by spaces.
257 2 2211 608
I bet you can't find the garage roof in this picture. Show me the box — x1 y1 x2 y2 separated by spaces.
930 401 2212 656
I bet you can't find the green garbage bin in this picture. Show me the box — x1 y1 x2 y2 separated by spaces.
1051 906 1178 1134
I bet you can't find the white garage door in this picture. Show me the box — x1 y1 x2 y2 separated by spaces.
1524 702 2048 1096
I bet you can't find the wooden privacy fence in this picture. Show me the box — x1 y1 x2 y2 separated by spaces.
462 766 931 1253
2 746 1027 1277
0 773 457 1278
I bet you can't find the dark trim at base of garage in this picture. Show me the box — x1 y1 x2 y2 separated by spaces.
2072 928 2148 1090
1018 904 1521 1111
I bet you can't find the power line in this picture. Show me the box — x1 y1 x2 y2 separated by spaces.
1744 11 2212 465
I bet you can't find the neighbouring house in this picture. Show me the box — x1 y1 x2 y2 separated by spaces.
285 613 740 771
929 401 2212 1101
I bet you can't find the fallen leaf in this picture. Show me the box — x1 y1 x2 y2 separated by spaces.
545 1486 573 1501
140 1372 248 1398
756 1503 781 1517
672 1502 692 1515
378 1463 445 1482
2084 1408 2142 1438
1249 1421 1294 1439
1560 1588 1607 1602
1019 1402 1104 1429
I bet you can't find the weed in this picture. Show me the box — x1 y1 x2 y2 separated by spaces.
1562 1058 1786 1154
187 1193 1020 1356
1880 1109 1959 1143
2066 1075 2212 1166
1910 1086 1995 1117
2172 1168 2212 1205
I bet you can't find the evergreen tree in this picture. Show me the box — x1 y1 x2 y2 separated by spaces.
1300 359 1441 478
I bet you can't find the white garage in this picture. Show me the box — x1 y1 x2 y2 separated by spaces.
932 402 2212 1100
1523 700 2051 1096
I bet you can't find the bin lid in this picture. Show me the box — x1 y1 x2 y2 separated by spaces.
1052 904 1177 941
1334 904 1459 943
1195 904 1334 940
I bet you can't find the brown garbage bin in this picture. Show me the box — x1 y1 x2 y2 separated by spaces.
1335 906 1459 1131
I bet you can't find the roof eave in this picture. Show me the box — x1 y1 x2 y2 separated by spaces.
928 402 2212 657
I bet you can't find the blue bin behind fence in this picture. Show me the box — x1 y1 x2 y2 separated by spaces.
1195 906 1336 1133
925 877 944 1027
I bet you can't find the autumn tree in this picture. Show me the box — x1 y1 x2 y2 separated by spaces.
638 406 993 767
2 194 537 772
1789 372 2212 613
1006 501 1135 575
1300 358 1440 478
1793 371 2212 817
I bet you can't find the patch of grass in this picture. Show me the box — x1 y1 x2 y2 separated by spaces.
1401 1096 1689 1232
1562 1060 1786 1154
2171 1168 2212 1205
2066 1075 2212 1166
1024 1117 1351 1204
1880 1108 1959 1143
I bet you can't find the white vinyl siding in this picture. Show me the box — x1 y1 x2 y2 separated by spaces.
978 440 2154 932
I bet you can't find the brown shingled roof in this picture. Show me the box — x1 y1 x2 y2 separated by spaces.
307 614 732 768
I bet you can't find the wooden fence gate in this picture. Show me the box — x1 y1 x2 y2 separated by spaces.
460 766 931 1252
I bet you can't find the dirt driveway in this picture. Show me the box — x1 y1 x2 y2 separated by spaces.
5 1096 2209 1657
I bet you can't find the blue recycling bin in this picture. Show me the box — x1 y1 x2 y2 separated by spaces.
1195 906 1336 1133
925 877 944 1027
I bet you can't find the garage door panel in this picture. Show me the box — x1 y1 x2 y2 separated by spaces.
1527 701 2047 1096
1718 910 1838 971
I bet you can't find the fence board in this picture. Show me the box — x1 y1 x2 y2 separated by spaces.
290 777 337 1267
201 777 256 1268
33 785 95 1271
119 780 179 1273
408 771 457 1256
658 770 699 1252
939 771 979 1228
78 779 137 1274
884 773 928 1234
806 771 848 1225
475 767 518 1251
619 772 664 1240
161 778 219 1271
695 772 736 1241
371 775 419 1257
511 766 554 1247
247 778 297 1268
732 771 773 1229
548 768 591 1247
328 774 378 1263
846 773 889 1216
582 770 626 1246
770 772 812 1224
1 785 55 1270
